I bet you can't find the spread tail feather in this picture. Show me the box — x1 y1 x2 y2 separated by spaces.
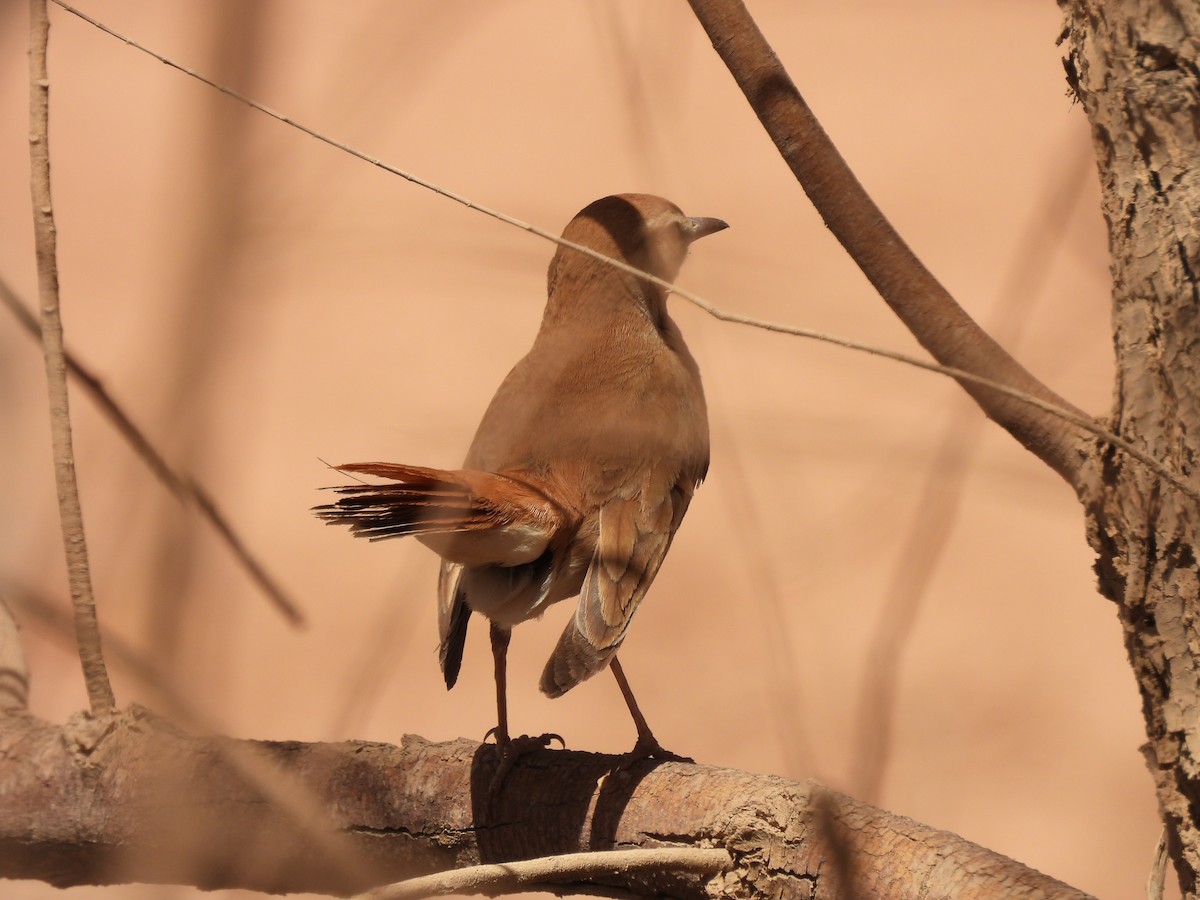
314 462 567 568
314 463 497 541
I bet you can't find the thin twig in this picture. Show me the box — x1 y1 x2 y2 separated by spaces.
355 848 733 900
0 276 304 627
28 0 114 714
46 0 1199 506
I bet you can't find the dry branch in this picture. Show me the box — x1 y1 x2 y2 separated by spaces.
0 710 1093 899
27 0 114 714
685 0 1093 490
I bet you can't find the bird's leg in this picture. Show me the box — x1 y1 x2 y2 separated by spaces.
489 622 512 745
484 622 562 806
610 656 693 764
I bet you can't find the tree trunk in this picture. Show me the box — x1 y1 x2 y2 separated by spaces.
1059 0 1200 893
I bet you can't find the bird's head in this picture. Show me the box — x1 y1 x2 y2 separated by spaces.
546 194 727 302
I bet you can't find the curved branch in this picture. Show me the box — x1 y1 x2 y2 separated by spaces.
686 0 1093 490
0 711 1093 898
359 849 733 900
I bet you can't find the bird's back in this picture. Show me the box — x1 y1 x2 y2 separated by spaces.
440 193 719 696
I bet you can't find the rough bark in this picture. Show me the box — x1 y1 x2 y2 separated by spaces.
0 708 1091 898
1059 2 1200 894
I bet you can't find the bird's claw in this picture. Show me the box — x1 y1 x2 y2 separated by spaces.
483 728 565 750
484 731 566 813
616 735 694 771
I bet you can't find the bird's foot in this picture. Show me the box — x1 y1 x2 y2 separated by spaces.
483 727 565 751
615 734 694 771
483 730 565 810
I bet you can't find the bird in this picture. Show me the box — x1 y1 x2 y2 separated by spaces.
314 193 726 762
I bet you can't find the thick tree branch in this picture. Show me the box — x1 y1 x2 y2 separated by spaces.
28 0 114 713
0 710 1093 898
685 0 1093 491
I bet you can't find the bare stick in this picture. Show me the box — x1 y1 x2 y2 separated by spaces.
0 277 304 627
355 848 733 900
28 0 114 714
684 0 1090 488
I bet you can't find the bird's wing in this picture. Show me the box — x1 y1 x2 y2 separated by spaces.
539 472 696 697
314 462 564 567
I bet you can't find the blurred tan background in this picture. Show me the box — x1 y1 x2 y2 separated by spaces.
0 1 1158 898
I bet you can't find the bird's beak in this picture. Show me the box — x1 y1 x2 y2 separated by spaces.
685 216 729 243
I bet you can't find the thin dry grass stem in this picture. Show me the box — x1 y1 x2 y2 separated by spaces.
0 592 30 711
714 414 818 778
47 2 1197 505
355 848 733 900
28 0 114 715
7 586 371 883
850 144 1094 803
0 277 304 627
